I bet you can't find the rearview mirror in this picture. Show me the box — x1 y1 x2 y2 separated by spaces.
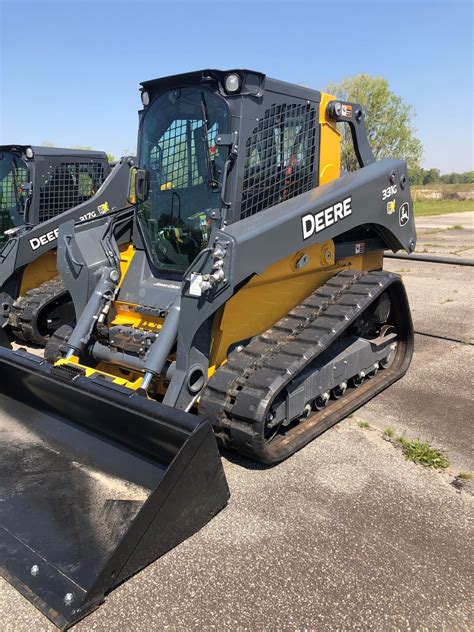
134 168 150 203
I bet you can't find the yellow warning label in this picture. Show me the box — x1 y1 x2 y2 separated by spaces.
97 202 110 214
341 104 353 118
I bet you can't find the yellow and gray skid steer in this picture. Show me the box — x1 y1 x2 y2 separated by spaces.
0 146 135 345
0 69 415 628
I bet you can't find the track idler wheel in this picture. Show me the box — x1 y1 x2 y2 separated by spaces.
366 363 379 379
379 325 399 369
350 371 365 388
332 381 348 399
313 391 330 410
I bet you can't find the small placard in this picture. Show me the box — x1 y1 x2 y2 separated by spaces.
189 273 203 297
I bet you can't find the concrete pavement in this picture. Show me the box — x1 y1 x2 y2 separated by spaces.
1 212 473 631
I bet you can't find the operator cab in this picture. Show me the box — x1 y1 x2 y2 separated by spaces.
133 69 322 282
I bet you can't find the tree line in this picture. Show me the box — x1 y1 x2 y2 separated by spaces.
408 168 474 185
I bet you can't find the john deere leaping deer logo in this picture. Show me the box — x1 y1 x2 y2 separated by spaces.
399 202 410 227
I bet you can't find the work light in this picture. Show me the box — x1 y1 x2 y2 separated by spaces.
225 73 241 93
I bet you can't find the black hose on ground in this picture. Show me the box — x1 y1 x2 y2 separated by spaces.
384 252 474 267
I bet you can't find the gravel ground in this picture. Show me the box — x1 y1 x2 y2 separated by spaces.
1 212 473 631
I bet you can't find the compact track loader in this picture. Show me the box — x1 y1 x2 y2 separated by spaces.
0 69 415 628
0 146 134 344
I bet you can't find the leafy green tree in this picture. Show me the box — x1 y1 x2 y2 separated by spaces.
408 166 423 185
422 168 440 184
327 74 423 172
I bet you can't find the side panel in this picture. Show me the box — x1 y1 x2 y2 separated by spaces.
209 245 383 369
19 250 58 294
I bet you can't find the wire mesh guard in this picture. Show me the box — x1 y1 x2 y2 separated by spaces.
150 119 220 191
241 102 317 219
38 161 106 222
0 164 29 234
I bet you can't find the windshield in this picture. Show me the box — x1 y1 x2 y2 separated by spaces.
137 87 229 275
0 152 29 238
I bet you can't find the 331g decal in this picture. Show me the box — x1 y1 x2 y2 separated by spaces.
382 184 397 200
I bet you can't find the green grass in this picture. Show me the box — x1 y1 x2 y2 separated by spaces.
414 199 474 216
383 427 395 438
396 436 449 469
358 421 370 429
447 224 464 230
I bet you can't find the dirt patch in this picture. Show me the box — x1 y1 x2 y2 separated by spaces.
71 461 149 502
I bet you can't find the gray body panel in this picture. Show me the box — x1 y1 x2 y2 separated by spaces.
1 145 107 159
224 157 414 279
57 209 133 320
118 250 181 312
57 158 415 411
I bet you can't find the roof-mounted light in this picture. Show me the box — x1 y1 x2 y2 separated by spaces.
141 90 150 107
25 147 34 159
224 73 241 94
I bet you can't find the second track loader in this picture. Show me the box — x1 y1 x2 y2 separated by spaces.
0 69 416 628
0 147 134 344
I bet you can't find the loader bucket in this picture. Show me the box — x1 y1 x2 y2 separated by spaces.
0 348 229 629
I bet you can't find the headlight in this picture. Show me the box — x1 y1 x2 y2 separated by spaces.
224 73 241 94
141 90 150 106
25 147 34 158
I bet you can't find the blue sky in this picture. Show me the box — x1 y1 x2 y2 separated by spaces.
1 0 472 172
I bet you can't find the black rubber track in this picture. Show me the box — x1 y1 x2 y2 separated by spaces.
200 269 414 464
9 277 75 345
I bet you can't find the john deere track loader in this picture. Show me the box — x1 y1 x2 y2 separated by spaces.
0 145 134 344
0 69 415 628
